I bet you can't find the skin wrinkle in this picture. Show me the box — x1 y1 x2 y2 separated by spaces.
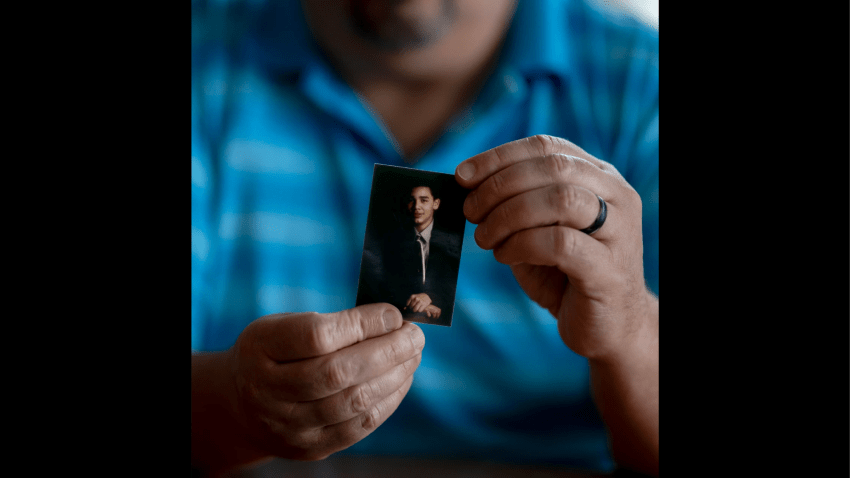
352 382 371 415
308 319 333 357
488 166 507 198
361 403 379 431
335 310 355 347
321 355 350 397
549 152 573 178
553 227 578 269
530 133 554 157
384 330 407 366
308 355 420 428
551 184 572 222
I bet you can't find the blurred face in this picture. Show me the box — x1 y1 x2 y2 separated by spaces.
407 186 440 231
300 0 516 80
348 0 458 51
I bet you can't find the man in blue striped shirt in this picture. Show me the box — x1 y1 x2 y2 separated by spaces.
192 0 658 476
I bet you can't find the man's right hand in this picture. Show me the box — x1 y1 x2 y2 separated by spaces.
191 303 424 476
405 293 432 313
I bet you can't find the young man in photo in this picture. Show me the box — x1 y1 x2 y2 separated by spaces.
386 184 460 321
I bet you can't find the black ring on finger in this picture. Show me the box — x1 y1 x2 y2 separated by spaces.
580 195 607 235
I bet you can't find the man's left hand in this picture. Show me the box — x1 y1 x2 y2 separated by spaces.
424 305 441 319
455 135 655 362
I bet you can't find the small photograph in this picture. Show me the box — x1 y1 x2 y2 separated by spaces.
355 164 468 327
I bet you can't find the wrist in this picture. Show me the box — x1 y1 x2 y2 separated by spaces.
590 291 658 369
586 292 659 476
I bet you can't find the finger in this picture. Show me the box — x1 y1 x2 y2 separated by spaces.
253 303 403 362
493 226 612 290
463 153 615 224
474 183 606 250
295 353 422 428
406 296 414 307
455 135 604 190
273 322 426 401
413 301 426 313
304 374 415 460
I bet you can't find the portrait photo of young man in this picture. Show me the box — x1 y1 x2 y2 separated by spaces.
356 165 466 326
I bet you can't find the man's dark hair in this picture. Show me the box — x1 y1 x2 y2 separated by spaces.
410 183 441 200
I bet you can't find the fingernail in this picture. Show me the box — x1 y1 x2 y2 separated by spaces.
383 309 397 331
411 327 425 349
457 161 476 181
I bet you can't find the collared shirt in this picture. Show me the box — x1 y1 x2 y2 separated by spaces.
192 0 657 470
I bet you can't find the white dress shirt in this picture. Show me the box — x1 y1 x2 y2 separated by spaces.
414 221 434 284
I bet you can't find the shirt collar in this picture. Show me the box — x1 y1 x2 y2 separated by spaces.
246 1 316 77
499 0 573 80
415 221 434 242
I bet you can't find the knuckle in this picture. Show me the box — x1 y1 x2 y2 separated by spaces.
549 184 579 216
350 384 371 415
530 134 557 156
305 317 335 355
546 153 573 178
321 357 350 391
345 308 367 342
360 406 380 432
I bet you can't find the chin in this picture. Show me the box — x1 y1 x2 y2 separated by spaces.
348 0 456 51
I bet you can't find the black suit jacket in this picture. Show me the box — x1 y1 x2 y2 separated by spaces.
357 221 461 322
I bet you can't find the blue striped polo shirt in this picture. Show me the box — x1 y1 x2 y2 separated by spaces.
192 0 658 470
